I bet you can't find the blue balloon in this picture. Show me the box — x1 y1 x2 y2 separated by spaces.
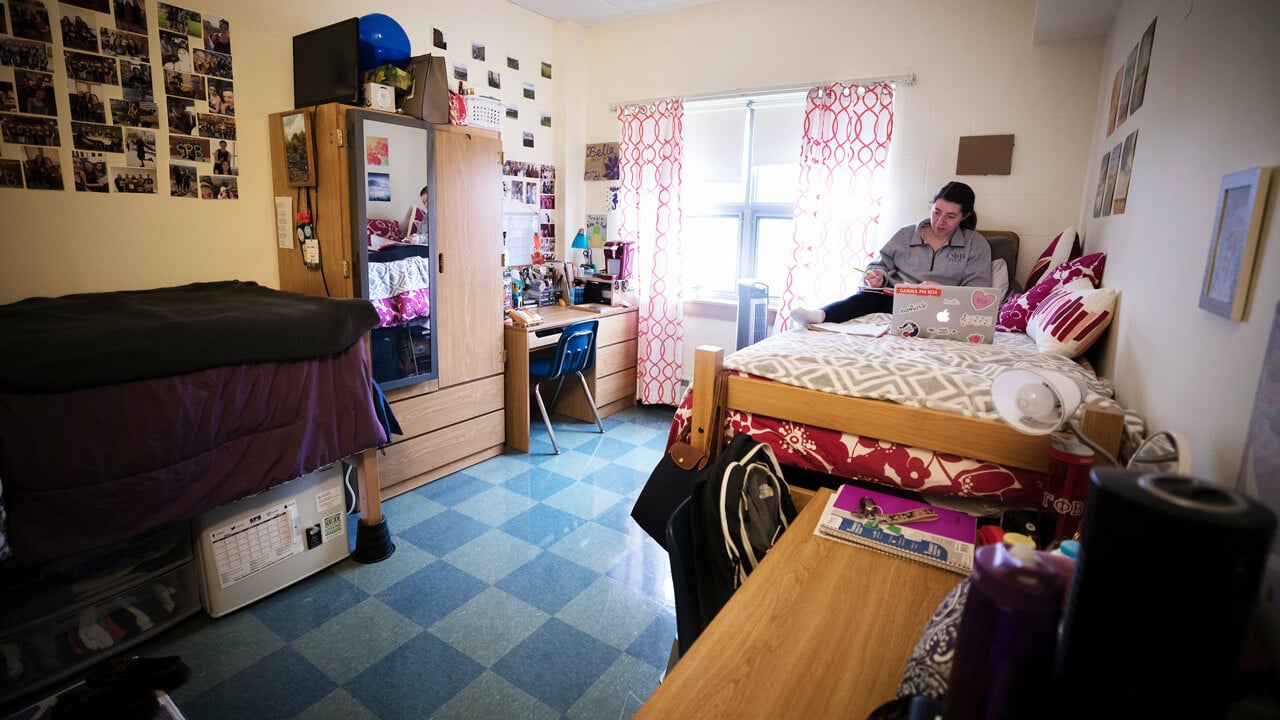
358 14 410 70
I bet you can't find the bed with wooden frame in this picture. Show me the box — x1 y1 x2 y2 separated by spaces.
673 230 1132 510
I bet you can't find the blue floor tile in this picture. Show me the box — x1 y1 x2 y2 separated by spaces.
344 632 486 719
495 551 599 615
491 618 622 714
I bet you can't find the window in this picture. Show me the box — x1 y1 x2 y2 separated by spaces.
681 93 805 300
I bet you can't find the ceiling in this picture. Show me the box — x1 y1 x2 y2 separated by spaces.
507 0 1121 39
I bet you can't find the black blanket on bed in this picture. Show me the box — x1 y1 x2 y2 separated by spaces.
0 280 379 393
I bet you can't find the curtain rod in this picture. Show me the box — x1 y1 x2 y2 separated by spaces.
608 73 916 112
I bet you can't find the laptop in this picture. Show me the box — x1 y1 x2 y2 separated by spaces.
890 284 1000 343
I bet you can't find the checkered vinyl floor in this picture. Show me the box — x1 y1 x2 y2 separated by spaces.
134 404 678 720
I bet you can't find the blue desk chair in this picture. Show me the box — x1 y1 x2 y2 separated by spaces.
528 319 605 454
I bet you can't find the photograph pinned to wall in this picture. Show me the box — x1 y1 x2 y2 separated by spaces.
509 178 524 204
1 159 25 188
2 115 60 146
1111 130 1138 215
540 112 551 128
121 60 152 102
169 162 197 197
198 112 234 141
0 82 15 111
507 56 519 70
201 15 230 53
1106 68 1121 137
100 26 148 61
15 69 56 116
113 0 148 35
158 3 200 34
0 6 6 34
524 181 536 204
11 0 53 42
583 141 620 181
1101 141 1122 217
169 134 208 162
1129 17 1156 116
68 81 106 121
471 42 485 62
109 165 154 194
164 70 204 100
125 128 157 168
1200 166 1273 321
1 36 51 72
70 120 120 152
367 172 391 202
366 135 389 166
65 49 118 84
21 146 64 190
1114 42 1138 129
540 62 551 80
211 138 235 175
505 106 518 121
432 28 446 50
110 98 157 128
193 48 232 79
199 173 236 199
167 97 197 134
522 130 534 149
207 78 233 115
281 109 314 187
160 30 192 72
488 70 500 90
454 63 468 82
522 82 535 100
72 150 109 192
1092 150 1111 219
60 8 100 53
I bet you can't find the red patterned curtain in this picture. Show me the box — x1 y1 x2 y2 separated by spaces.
776 83 895 330
617 99 685 405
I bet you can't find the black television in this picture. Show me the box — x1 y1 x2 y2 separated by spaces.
292 18 360 109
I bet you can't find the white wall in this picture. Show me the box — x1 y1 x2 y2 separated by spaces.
577 0 1106 374
1080 0 1280 485
0 0 563 303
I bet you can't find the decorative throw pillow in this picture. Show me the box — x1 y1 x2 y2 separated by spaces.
992 259 1010 303
998 252 1107 332
1027 278 1118 357
1024 226 1083 289
366 218 404 248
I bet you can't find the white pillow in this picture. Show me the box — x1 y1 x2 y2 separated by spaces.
1027 278 1118 357
992 258 1010 303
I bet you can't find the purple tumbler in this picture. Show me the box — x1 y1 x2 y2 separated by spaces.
942 543 1065 720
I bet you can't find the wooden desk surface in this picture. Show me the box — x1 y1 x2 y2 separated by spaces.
505 303 634 350
635 487 963 720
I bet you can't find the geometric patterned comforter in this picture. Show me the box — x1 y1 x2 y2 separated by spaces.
668 315 1144 507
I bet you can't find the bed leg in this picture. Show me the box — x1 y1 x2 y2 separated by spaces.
352 449 396 563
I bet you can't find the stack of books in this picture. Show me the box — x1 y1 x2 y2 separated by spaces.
815 484 978 575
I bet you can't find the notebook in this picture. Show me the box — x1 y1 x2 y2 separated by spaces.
890 284 1000 343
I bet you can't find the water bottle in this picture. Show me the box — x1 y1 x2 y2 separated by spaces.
943 543 1065 720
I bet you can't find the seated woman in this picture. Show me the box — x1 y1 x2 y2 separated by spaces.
791 181 992 325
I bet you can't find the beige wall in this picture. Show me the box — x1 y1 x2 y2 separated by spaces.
1081 0 1280 485
578 0 1105 379
0 0 562 303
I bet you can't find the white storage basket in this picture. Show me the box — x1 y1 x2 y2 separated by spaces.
465 96 503 130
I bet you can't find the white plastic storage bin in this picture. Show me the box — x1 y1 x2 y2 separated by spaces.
465 96 503 130
194 465 350 617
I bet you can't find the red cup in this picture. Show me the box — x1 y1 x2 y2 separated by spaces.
1038 434 1094 544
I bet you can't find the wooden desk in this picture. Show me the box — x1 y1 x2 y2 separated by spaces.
635 487 963 719
503 304 638 452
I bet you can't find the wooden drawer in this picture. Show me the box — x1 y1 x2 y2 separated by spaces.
377 409 505 494
391 375 504 439
596 339 637 376
597 310 638 346
596 366 637 407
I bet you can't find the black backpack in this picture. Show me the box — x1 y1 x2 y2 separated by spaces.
690 433 798 625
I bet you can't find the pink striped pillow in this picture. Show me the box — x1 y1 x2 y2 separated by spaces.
997 252 1107 332
1026 278 1117 357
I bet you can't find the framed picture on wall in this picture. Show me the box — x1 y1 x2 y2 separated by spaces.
281 109 315 187
1199 166 1273 321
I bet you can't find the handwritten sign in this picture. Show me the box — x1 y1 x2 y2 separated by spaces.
584 142 619 181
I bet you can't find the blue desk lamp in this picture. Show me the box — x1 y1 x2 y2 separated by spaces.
572 228 594 274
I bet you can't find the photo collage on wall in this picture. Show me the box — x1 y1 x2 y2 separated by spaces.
502 159 555 259
0 0 236 197
1094 16 1155 218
